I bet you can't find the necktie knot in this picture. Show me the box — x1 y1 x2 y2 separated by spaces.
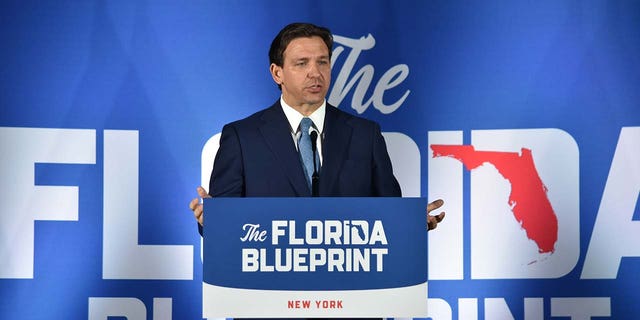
300 117 313 134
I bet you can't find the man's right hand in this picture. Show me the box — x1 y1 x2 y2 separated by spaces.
188 186 211 226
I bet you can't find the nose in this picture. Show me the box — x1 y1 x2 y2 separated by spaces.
307 62 321 78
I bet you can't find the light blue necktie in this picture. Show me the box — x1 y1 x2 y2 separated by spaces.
298 117 319 190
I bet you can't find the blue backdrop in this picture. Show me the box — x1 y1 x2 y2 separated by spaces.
1 1 639 319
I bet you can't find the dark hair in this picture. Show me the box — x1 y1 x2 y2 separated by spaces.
269 22 333 67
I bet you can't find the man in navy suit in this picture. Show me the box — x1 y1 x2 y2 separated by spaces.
190 22 444 232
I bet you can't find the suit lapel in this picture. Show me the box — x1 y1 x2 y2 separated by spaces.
259 102 311 196
319 105 353 195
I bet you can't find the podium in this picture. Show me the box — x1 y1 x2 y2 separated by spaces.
202 197 428 318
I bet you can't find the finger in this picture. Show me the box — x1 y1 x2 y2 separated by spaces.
193 204 204 224
427 216 438 231
427 199 444 213
427 211 445 231
189 197 199 211
197 186 211 198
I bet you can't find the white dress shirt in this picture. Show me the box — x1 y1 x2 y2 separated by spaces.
280 97 324 165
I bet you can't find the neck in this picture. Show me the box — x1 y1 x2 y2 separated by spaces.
282 97 323 116
295 104 320 116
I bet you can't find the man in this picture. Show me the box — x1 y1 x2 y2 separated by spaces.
189 22 444 231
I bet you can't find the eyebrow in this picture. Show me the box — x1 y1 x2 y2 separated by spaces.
291 54 330 61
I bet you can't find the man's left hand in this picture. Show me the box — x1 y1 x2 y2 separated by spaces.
427 199 445 231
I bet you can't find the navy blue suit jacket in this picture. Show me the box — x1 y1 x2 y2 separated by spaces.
208 100 401 198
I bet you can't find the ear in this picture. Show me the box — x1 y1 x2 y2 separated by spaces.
270 63 283 86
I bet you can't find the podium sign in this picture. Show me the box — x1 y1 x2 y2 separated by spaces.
203 197 428 318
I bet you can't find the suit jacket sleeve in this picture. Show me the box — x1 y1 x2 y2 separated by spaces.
370 122 402 197
198 123 245 236
208 123 245 197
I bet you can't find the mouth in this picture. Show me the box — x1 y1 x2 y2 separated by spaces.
306 83 323 93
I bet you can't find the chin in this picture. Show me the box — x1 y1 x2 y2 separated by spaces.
305 100 323 107
305 94 326 104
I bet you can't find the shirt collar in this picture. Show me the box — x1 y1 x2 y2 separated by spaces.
280 96 326 134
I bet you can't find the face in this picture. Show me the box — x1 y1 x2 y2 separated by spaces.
270 36 331 114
